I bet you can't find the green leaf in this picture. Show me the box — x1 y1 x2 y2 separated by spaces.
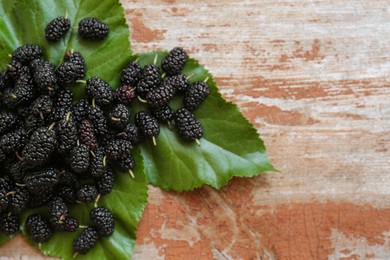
134 51 277 191
0 234 11 247
0 0 131 99
20 150 148 260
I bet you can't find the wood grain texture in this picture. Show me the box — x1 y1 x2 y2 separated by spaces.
1 0 390 259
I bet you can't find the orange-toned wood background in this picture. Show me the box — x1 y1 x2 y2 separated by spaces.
1 0 390 259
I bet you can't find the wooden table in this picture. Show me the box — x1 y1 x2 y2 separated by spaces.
1 0 390 259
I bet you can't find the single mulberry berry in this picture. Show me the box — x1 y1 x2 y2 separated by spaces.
86 77 113 106
135 112 160 144
23 168 60 195
174 108 204 142
79 120 98 151
115 155 135 174
49 197 68 227
77 184 98 203
108 104 130 130
70 144 90 174
184 81 210 111
26 214 53 243
8 186 29 215
0 181 10 212
45 16 71 42
57 185 77 204
22 125 57 166
0 128 28 154
0 111 19 135
73 227 99 254
23 114 45 131
136 64 162 98
12 45 42 64
72 99 90 124
30 95 54 119
88 104 108 137
56 113 78 154
53 89 73 121
116 123 142 145
90 147 106 178
114 85 136 105
0 213 19 235
162 47 187 75
105 139 133 160
167 74 189 93
7 60 25 80
78 18 109 40
121 61 142 86
90 207 114 237
3 82 35 108
96 165 114 195
56 51 86 87
151 106 174 124
30 59 57 94
9 160 35 182
146 78 177 109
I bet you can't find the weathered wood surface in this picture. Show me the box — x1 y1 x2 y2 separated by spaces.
1 0 390 259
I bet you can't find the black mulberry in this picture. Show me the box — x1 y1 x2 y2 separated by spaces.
0 128 28 154
8 186 29 215
86 77 113 106
167 74 189 93
162 47 187 75
105 139 133 160
79 120 98 151
70 144 90 174
108 104 130 130
22 126 57 166
0 111 19 135
23 168 60 195
53 89 73 121
73 227 99 254
146 78 177 109
121 61 142 86
88 104 108 137
135 112 160 143
77 184 98 203
45 16 71 42
114 85 136 105
56 113 78 154
90 207 114 237
96 165 114 195
151 106 174 124
184 81 210 111
26 214 53 243
116 123 142 145
174 108 204 142
0 213 19 235
78 18 109 40
136 64 162 98
30 59 57 94
12 45 42 64
90 147 106 178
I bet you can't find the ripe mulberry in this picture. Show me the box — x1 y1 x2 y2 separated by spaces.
73 227 99 254
0 213 19 235
0 128 28 154
56 51 86 88
136 64 162 98
116 123 142 145
115 155 135 173
184 81 210 111
12 45 42 64
146 78 177 109
114 85 136 105
31 59 57 94
77 184 98 203
8 186 29 215
23 168 60 195
56 113 78 154
49 197 68 229
70 144 90 174
86 77 113 106
108 104 130 130
162 47 187 75
96 166 114 195
30 95 54 119
166 74 189 93
79 120 98 151
90 207 114 237
22 126 57 166
88 104 108 137
78 18 109 40
72 99 90 124
53 90 73 121
0 111 19 135
135 112 160 143
151 106 174 124
45 16 71 42
121 61 142 86
90 147 106 178
26 214 53 243
105 139 133 160
174 108 204 141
